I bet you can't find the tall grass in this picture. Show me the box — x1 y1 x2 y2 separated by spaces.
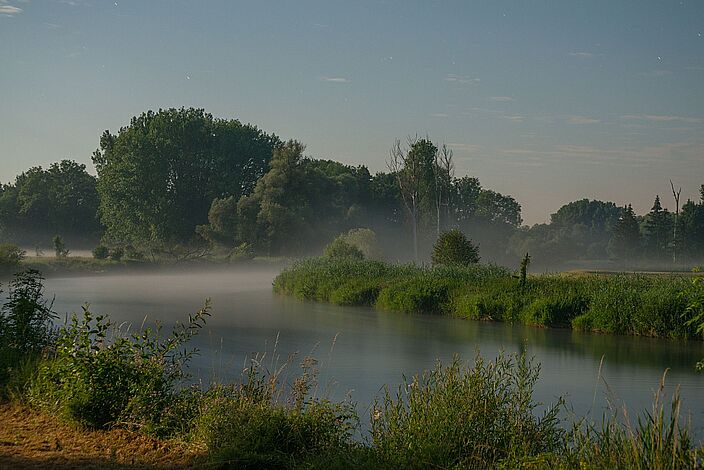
274 258 704 339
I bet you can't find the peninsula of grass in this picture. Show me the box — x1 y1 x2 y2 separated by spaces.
273 258 704 339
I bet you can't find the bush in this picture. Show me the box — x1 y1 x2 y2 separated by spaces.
323 237 364 260
53 235 69 258
0 243 26 267
0 270 56 392
192 356 357 468
431 229 480 266
109 246 124 261
29 302 211 435
92 245 109 259
371 353 564 468
341 228 383 260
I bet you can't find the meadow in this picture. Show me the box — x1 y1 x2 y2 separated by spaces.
273 258 704 339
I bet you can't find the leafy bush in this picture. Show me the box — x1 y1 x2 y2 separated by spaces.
371 353 564 468
0 243 26 267
341 228 383 260
92 245 109 259
431 229 480 266
53 235 69 258
0 270 56 393
192 355 357 468
29 302 211 435
323 237 364 260
109 246 124 261
230 242 255 261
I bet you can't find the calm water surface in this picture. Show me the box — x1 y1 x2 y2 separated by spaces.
44 268 704 435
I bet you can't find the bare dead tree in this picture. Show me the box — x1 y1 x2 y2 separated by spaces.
388 136 422 261
434 144 455 236
670 179 682 265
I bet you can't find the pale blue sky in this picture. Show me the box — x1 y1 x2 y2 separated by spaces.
1 0 703 224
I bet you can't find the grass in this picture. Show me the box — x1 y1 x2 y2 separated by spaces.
274 258 704 339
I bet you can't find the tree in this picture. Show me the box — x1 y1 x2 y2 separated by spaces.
431 229 480 266
610 204 641 266
434 144 454 236
92 108 279 249
643 195 672 260
323 237 365 260
388 137 437 261
0 160 100 245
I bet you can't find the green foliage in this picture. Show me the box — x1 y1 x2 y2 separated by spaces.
0 160 100 246
109 246 124 261
53 235 69 258
0 270 56 392
29 302 211 435
371 353 564 468
324 237 365 260
338 228 383 260
0 243 25 267
275 259 700 339
91 245 109 259
431 229 480 266
683 271 704 370
193 356 357 468
92 108 279 248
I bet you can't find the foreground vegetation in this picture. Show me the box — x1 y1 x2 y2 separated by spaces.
274 258 704 339
1 269 703 468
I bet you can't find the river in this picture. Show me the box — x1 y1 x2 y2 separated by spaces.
43 267 704 436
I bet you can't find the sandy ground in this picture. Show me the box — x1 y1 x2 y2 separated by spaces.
0 404 205 469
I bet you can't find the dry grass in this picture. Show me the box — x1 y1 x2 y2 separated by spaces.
0 403 205 469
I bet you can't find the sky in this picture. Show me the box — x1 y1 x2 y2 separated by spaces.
1 0 703 225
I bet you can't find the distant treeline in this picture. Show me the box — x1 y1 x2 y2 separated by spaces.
1 107 703 267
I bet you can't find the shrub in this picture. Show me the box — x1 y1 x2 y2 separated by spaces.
323 237 365 260
230 242 255 261
341 228 383 260
53 235 69 258
376 277 452 314
29 302 211 435
0 270 56 392
192 356 357 467
109 246 124 261
0 243 26 267
92 245 109 259
371 353 564 468
431 229 480 266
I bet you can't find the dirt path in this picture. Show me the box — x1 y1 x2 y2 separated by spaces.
0 404 205 469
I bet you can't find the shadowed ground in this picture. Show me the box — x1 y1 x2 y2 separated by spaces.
0 404 204 469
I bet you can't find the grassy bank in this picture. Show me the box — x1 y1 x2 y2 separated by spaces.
273 258 704 339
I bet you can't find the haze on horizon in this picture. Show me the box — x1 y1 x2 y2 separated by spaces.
1 0 702 225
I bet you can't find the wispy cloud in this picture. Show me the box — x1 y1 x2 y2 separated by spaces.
621 114 703 124
640 69 673 78
0 5 22 15
320 76 350 83
568 52 594 59
430 113 449 118
501 115 525 123
447 143 482 153
490 96 513 102
567 115 600 125
444 74 480 84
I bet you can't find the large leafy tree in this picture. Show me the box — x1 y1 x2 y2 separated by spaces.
0 160 99 244
92 108 279 248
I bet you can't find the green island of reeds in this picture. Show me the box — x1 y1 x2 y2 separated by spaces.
273 257 704 339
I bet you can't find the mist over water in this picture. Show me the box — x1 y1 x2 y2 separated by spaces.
43 268 704 436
